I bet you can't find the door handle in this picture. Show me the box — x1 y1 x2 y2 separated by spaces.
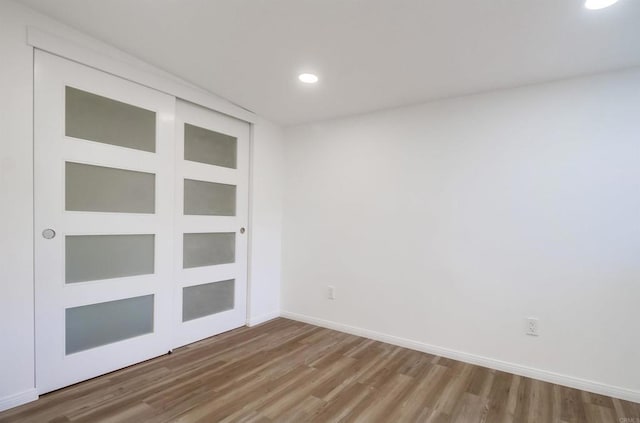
42 228 56 239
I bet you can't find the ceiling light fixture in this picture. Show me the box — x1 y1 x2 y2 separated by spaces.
298 73 319 84
584 0 619 10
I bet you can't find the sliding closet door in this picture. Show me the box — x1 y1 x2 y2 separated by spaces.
34 51 175 393
173 100 250 348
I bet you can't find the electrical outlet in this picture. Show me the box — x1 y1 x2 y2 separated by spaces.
526 317 539 336
328 285 336 300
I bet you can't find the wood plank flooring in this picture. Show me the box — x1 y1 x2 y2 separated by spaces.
1 318 638 422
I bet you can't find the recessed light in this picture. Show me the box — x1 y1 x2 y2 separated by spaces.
298 73 319 84
585 0 619 10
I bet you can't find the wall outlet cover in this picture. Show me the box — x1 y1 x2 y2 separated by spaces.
526 317 539 336
328 285 336 300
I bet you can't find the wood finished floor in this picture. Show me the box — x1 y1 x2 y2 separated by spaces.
1 318 638 423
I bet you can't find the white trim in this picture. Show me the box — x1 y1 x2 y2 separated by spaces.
26 27 257 124
247 311 280 327
281 311 640 404
245 123 256 326
0 389 38 413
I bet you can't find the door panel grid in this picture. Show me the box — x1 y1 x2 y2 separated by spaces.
35 50 176 393
173 100 249 349
35 51 250 394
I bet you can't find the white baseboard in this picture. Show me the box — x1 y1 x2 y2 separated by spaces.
0 389 38 413
247 311 280 327
281 310 640 404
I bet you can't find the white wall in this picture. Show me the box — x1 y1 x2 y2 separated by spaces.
282 69 640 401
0 1 37 409
249 119 285 325
0 0 283 410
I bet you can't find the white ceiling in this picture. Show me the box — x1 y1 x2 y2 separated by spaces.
19 0 640 125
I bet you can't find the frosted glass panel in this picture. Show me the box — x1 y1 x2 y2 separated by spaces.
66 235 154 283
184 179 236 216
183 232 235 268
184 123 237 168
182 280 235 322
65 295 154 354
66 162 155 213
65 86 156 152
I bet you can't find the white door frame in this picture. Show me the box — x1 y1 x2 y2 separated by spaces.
29 27 258 394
